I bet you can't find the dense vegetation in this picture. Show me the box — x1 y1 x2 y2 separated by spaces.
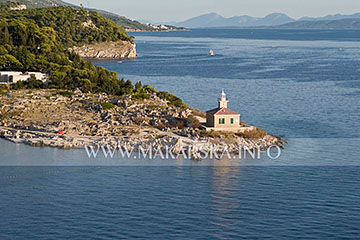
0 4 134 94
0 0 71 9
0 0 156 31
0 3 187 108
0 4 131 45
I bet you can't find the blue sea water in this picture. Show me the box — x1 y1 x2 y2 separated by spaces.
1 29 360 239
93 29 360 139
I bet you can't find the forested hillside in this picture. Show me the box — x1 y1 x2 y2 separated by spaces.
0 4 135 94
0 4 131 45
0 3 186 106
0 0 155 31
0 0 71 8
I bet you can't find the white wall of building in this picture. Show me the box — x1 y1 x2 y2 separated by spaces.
0 71 49 84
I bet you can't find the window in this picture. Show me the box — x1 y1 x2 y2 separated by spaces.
231 118 234 124
219 118 225 124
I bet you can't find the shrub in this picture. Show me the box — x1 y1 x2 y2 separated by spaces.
175 119 187 129
132 84 157 101
0 84 10 91
129 128 140 135
57 91 73 98
143 85 157 94
237 127 267 139
132 92 150 101
240 121 248 127
188 115 201 129
200 130 220 139
192 109 206 118
133 115 144 124
101 102 115 110
0 110 20 121
199 130 236 139
157 91 187 108
154 122 167 130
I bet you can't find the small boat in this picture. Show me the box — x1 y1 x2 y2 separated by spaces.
117 61 123 64
209 49 214 56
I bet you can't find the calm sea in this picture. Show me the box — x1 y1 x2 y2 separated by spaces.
1 29 360 239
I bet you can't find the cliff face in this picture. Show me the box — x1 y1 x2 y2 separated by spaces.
70 41 137 59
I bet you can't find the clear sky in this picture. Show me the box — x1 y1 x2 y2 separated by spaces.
64 0 360 22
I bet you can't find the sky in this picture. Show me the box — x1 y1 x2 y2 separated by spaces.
64 0 360 22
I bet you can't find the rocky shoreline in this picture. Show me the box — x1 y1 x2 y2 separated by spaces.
126 29 190 33
0 90 285 160
70 40 137 59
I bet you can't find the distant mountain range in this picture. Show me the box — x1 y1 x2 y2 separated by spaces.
172 13 295 28
299 13 360 21
3 0 360 30
273 18 360 30
152 12 360 29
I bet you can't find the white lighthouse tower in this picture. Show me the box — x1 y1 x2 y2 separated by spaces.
218 89 229 108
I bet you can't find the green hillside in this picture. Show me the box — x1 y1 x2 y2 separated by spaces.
0 0 154 30
0 3 186 106
1 4 131 45
0 4 135 94
0 0 71 8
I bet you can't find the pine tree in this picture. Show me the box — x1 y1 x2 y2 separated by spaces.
4 26 10 44
0 24 10 45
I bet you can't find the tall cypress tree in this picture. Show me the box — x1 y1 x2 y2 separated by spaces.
3 26 10 44
0 24 10 45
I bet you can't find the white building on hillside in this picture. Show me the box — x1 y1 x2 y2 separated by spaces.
0 71 49 84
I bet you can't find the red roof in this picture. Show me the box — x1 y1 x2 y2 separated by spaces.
206 107 240 115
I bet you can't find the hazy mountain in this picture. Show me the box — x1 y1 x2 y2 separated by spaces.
252 13 295 26
176 13 227 28
273 18 360 29
299 13 360 21
173 13 295 28
167 12 360 29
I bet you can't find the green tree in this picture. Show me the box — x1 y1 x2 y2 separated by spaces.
0 23 10 45
0 54 23 70
0 45 7 55
135 81 142 93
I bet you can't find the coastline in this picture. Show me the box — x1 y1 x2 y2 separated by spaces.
70 40 137 59
0 89 284 159
126 29 190 33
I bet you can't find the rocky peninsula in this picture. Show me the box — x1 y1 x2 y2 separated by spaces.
70 40 137 59
0 89 284 159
